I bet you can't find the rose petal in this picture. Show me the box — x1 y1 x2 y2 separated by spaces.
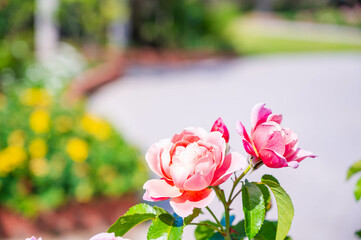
259 148 288 168
183 171 209 191
160 144 174 179
287 161 299 168
283 128 299 158
236 121 257 156
211 152 247 186
204 131 226 157
252 123 285 155
143 191 169 202
143 179 182 199
171 128 207 144
170 188 215 217
286 148 316 163
145 139 170 178
170 164 190 189
267 113 283 124
251 103 272 131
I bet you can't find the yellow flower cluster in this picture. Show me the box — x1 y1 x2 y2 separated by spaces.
66 138 89 162
29 138 47 158
0 146 27 176
30 109 50 134
21 88 51 107
81 114 111 141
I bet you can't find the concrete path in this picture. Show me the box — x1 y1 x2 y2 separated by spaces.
88 52 361 240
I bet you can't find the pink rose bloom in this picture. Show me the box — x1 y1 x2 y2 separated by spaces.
143 126 246 217
25 237 42 240
90 232 128 240
237 103 316 168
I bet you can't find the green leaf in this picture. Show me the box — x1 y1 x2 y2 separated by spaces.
257 183 271 212
231 220 247 240
232 220 293 240
354 177 361 201
254 220 277 240
153 205 170 215
108 203 163 236
108 214 157 236
124 203 158 215
261 175 294 240
242 182 265 239
347 160 361 179
147 213 184 240
184 208 202 225
355 229 361 238
195 221 219 240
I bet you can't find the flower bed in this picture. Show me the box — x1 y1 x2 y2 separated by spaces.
0 86 147 222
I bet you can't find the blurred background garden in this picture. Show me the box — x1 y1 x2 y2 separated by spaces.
1 0 361 239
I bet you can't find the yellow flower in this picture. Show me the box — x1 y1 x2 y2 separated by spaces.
20 88 51 107
81 113 111 141
7 130 25 146
0 146 27 176
29 158 49 177
29 138 47 158
66 138 89 162
30 109 50 134
54 115 73 133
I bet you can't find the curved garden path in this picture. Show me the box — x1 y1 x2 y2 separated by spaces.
89 52 361 240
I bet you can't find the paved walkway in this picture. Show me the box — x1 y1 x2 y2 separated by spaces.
88 52 361 240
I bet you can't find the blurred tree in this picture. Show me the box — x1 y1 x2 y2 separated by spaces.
0 0 34 39
0 0 34 87
130 0 238 49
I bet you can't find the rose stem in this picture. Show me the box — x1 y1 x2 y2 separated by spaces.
206 206 223 230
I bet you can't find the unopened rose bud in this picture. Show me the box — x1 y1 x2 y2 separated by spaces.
211 117 230 143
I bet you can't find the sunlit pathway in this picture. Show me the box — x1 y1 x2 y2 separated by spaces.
89 52 361 240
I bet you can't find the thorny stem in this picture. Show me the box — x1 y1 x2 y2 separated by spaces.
230 188 242 203
204 160 256 239
211 186 231 238
221 189 232 240
224 161 253 239
228 162 253 203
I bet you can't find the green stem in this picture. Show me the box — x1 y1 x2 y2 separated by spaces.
223 199 231 240
228 163 252 203
230 188 242 203
210 162 254 239
213 186 225 203
206 206 223 230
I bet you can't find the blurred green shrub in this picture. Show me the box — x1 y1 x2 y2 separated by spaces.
57 0 128 46
130 0 240 50
0 0 34 82
0 85 147 217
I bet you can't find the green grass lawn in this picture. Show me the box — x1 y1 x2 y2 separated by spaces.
224 16 361 55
